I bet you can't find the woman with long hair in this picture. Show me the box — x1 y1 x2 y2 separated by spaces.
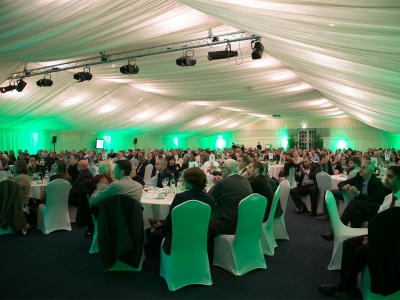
166 155 181 178
333 156 349 175
50 160 70 182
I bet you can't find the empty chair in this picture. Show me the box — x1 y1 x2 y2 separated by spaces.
325 190 367 270
273 179 290 240
143 164 154 185
160 200 212 291
37 179 72 234
260 186 281 256
213 194 267 276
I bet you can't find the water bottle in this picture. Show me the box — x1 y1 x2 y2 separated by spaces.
170 177 176 193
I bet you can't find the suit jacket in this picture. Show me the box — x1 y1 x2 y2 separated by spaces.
337 174 385 206
68 163 80 184
136 160 149 178
162 189 215 255
320 161 333 175
68 168 93 204
295 162 321 186
209 174 253 225
248 175 282 221
98 195 144 270
368 207 400 296
156 168 174 188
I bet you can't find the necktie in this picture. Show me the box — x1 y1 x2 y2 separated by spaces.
390 194 397 208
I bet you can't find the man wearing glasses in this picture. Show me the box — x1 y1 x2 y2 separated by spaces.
27 156 45 176
208 159 252 254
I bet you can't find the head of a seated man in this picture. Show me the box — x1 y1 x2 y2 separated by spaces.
138 154 146 163
237 155 249 171
29 156 37 166
385 166 400 192
183 167 206 191
348 157 361 172
155 158 167 172
359 160 374 178
77 159 89 172
117 151 125 159
319 154 329 165
302 156 311 168
114 160 132 180
248 161 263 178
221 159 239 178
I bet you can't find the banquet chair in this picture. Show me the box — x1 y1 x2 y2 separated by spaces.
287 167 297 188
143 164 154 185
325 190 367 270
359 266 400 300
160 200 212 291
260 186 281 256
213 194 267 276
98 195 145 271
302 172 333 214
37 179 71 234
273 179 290 240
88 166 97 177
68 205 77 222
87 195 99 254
0 180 25 235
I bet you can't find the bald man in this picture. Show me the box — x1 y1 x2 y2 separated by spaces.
68 159 93 206
208 159 252 254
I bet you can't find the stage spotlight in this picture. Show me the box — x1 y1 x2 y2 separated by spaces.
207 41 238 61
36 74 53 87
176 50 196 67
16 79 27 92
73 67 92 82
120 59 139 74
0 84 16 93
251 40 264 60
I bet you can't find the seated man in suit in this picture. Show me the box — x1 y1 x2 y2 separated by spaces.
68 159 93 206
136 153 149 178
318 166 400 299
90 159 142 205
248 161 282 222
290 155 321 216
68 154 80 184
154 157 174 188
27 155 45 177
321 160 386 240
207 159 253 254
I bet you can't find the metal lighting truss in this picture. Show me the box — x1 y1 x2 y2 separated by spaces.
10 31 260 79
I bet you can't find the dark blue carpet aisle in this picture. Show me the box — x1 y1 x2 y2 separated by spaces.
1 200 340 299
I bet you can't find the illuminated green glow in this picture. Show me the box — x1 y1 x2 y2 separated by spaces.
216 135 226 149
173 137 178 147
337 139 347 150
282 135 288 150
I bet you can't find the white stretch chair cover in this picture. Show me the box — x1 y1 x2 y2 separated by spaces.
88 166 97 176
213 194 267 276
149 174 158 186
273 180 290 240
160 201 212 291
260 186 281 256
143 164 154 185
37 179 72 234
302 171 333 213
287 167 297 188
325 190 367 270
359 265 400 299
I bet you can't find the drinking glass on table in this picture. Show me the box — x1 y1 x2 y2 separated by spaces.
162 178 169 189
143 184 150 197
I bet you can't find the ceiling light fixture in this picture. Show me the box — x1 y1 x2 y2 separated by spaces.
251 39 264 59
176 49 196 67
0 82 16 93
73 67 92 82
120 59 139 75
36 74 53 87
16 79 27 92
207 41 238 61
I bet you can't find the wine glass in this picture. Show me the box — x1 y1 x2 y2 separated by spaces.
143 184 150 198
162 178 169 189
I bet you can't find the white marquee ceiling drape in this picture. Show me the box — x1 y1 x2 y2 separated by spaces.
0 0 398 137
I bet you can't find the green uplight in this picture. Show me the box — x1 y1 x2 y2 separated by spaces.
337 140 347 149
282 135 288 150
173 137 178 147
216 135 226 149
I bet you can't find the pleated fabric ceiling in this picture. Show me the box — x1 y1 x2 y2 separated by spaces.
0 0 399 136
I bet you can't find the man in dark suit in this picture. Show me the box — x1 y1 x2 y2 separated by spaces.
68 159 93 206
248 161 282 222
318 166 400 299
67 154 80 184
136 154 149 178
27 155 45 176
321 160 386 240
290 155 321 216
208 159 252 250
319 153 333 175
155 157 174 188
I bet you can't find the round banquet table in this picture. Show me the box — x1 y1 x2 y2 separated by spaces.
30 182 47 199
268 164 284 180
141 189 173 230
330 174 348 187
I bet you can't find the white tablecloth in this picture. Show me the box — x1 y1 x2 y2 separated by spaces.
331 175 347 187
141 191 172 230
30 182 47 199
268 164 284 180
